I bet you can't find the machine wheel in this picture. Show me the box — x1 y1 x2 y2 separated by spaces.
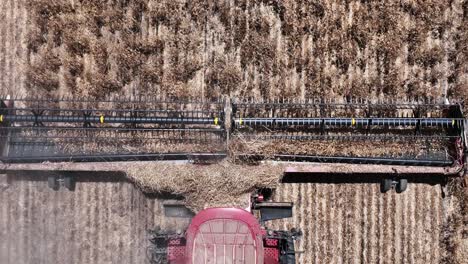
64 176 76 191
396 178 408 193
48 176 59 191
380 178 392 193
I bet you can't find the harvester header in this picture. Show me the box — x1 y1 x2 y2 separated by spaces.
0 94 465 170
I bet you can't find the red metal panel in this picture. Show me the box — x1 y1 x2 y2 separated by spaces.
167 238 185 262
185 208 265 264
264 239 279 264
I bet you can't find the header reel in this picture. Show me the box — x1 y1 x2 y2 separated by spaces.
231 97 465 168
0 95 465 169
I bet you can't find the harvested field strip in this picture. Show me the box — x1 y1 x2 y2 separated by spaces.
0 174 192 264
267 182 445 264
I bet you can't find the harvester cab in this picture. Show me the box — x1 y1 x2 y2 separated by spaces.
148 189 301 264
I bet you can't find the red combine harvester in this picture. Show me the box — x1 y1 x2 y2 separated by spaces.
147 192 301 264
0 95 466 263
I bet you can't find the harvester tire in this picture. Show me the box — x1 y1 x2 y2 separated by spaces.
48 176 59 191
380 179 392 193
396 178 408 193
64 176 75 191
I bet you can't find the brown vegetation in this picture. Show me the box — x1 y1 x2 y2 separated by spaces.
442 176 468 263
1 0 467 263
22 0 467 101
126 161 282 211
0 171 454 264
229 136 447 159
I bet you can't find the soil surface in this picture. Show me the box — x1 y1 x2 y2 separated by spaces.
0 172 191 264
269 181 448 264
0 172 454 264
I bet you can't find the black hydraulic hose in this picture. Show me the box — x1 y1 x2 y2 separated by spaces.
245 154 453 167
234 117 464 128
1 152 228 163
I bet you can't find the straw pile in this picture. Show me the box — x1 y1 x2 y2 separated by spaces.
229 135 448 159
125 161 284 211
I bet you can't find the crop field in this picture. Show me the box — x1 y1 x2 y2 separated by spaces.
271 182 447 263
0 173 462 264
0 0 467 264
0 172 192 264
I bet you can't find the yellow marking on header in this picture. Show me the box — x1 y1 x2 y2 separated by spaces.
100 115 105 124
214 117 219 125
351 118 356 126
452 119 455 126
0 115 3 122
239 118 243 125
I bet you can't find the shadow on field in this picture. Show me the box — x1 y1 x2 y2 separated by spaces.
4 171 184 200
6 171 128 183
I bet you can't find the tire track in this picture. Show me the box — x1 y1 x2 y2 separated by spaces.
136 185 146 263
41 181 49 264
69 180 77 264
30 180 40 264
377 187 385 263
296 183 304 263
354 183 362 264
303 183 311 264
361 184 368 264
414 185 423 263
24 180 32 264
318 184 327 262
51 183 59 264
423 185 433 263
128 183 136 263
94 182 102 264
116 182 126 263
343 184 354 263
367 184 377 263
408 183 416 263
9 179 18 264
0 180 8 263
432 186 441 263
79 182 90 264
326 183 334 263
336 184 344 264
385 191 396 263
103 182 112 264
17 179 26 264
400 186 409 263
313 183 319 263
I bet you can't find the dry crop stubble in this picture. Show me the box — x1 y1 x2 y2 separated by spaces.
21 0 467 101
0 0 467 263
